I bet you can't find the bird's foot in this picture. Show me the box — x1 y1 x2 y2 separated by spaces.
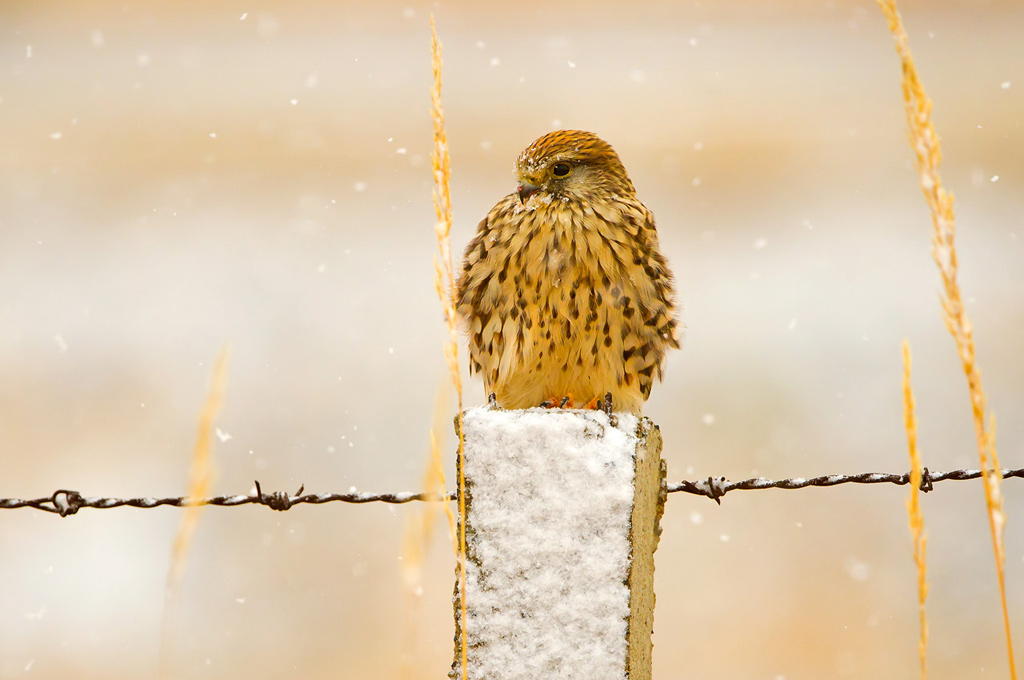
583 395 602 410
486 392 499 409
540 394 574 409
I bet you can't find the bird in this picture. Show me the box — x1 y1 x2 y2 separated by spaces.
455 130 680 414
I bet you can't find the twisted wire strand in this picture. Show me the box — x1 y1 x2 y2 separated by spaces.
1 467 1020 516
668 467 1024 504
0 482 454 517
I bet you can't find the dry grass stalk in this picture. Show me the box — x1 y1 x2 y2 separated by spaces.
431 427 459 552
877 2 1014 675
902 340 928 680
429 15 468 680
430 18 460 406
159 345 232 678
399 391 458 678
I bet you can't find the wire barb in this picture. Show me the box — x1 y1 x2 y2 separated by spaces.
2 467 1021 514
52 489 87 517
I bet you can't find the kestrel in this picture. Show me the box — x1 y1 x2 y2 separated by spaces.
456 130 680 414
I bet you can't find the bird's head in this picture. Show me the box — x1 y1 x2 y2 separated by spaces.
514 130 635 205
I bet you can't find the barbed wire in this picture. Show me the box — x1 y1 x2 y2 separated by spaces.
0 481 451 516
669 467 1024 504
2 467 1020 516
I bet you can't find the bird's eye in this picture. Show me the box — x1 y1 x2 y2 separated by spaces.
551 162 571 177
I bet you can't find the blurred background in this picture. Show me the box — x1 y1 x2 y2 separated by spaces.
1 0 1022 677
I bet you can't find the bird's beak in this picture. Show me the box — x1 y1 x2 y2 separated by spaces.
517 180 539 204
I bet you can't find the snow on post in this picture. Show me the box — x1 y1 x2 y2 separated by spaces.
451 407 666 680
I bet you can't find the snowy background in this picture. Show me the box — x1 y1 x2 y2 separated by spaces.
1 1 1023 678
